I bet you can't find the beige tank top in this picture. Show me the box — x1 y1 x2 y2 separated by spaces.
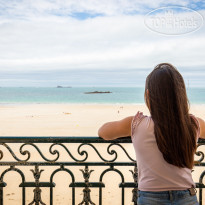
131 111 200 191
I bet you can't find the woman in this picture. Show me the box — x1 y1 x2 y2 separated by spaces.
98 63 205 205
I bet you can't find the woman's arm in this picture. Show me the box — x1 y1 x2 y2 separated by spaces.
196 117 205 139
98 116 134 140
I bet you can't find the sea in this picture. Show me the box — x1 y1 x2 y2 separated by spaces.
0 87 205 104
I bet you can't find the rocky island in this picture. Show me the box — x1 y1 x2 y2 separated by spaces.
57 86 72 88
84 91 112 94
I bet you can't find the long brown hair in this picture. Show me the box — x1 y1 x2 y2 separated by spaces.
145 63 199 169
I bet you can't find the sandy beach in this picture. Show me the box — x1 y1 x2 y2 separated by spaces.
0 103 204 136
0 103 151 136
0 103 204 204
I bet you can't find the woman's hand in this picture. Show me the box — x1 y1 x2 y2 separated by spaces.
196 117 205 139
98 116 134 140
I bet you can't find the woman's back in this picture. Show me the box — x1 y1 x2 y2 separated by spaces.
131 111 200 191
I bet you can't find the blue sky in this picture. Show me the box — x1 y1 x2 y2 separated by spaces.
0 0 205 87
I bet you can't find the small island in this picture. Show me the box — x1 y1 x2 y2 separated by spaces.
57 86 72 88
84 91 112 94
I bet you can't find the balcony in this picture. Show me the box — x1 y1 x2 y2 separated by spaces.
0 137 204 205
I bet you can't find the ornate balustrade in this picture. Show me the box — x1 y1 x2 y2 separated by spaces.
0 137 204 205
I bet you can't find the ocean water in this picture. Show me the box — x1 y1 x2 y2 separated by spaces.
0 87 205 104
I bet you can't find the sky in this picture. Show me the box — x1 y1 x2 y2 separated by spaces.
0 0 205 87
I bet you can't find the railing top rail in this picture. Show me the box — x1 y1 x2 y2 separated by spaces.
0 136 132 143
0 136 204 143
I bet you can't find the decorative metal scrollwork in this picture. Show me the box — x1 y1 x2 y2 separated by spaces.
0 142 135 163
195 144 205 164
0 149 3 160
29 165 46 205
79 166 95 205
0 143 30 162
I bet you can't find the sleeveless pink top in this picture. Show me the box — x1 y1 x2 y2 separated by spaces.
131 111 200 191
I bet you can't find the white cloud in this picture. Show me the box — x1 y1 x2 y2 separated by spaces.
0 0 204 72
